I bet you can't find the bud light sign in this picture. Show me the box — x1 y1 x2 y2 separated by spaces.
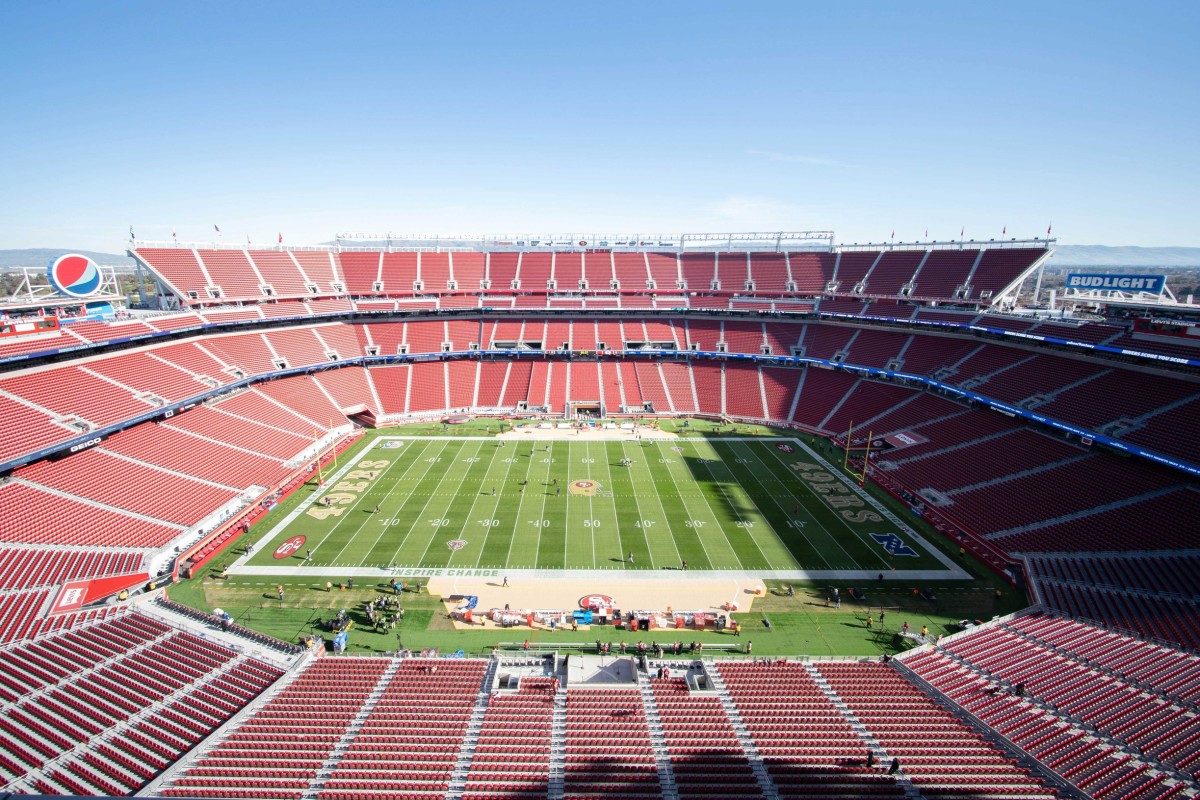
1065 273 1165 293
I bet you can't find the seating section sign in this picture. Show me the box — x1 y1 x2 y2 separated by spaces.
49 572 149 616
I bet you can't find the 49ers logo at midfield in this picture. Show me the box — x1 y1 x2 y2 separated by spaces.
569 480 600 496
273 535 306 559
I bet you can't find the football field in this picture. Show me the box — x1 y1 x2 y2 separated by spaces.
240 434 962 579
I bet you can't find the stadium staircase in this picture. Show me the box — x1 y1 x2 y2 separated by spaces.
816 376 862 431
653 362 673 413
17 623 263 796
844 383 916 434
548 677 567 800
703 664 780 800
444 656 500 800
161 422 286 464
1110 388 1200 434
213 404 311 441
362 368 385 417
303 657 401 799
685 361 700 412
912 633 1195 796
930 343 986 381
755 367 770 421
156 650 304 783
784 366 805 422
717 362 728 417
987 485 1183 541
9 478 185 532
151 659 287 794
636 669 679 800
893 655 1109 798
886 428 1018 467
957 249 988 293
1021 368 1113 409
802 662 920 799
943 453 1091 496
563 360 572 411
100 447 242 492
958 353 1039 391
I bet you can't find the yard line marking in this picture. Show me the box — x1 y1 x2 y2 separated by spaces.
388 440 485 568
331 439 441 565
650 440 725 568
469 436 526 568
408 439 491 568
679 438 777 569
617 440 680 568
759 439 889 570
721 439 837 570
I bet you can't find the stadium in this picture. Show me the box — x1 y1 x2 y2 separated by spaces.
0 230 1197 800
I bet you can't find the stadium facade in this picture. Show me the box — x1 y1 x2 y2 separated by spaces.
0 232 1196 799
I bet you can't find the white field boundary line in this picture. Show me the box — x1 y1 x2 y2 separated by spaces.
775 438 967 577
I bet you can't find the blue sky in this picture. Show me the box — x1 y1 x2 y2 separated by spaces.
1 1 1197 252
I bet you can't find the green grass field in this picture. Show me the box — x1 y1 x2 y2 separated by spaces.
170 576 1006 659
182 424 1023 656
242 432 959 577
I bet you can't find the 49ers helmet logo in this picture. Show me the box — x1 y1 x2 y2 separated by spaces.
273 535 306 559
579 594 614 611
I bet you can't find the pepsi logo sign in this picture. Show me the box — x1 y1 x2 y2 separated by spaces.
579 594 614 611
273 535 307 559
47 254 102 298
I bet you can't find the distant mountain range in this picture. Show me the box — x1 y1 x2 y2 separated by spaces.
0 244 1197 271
1049 246 1200 268
0 249 134 270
